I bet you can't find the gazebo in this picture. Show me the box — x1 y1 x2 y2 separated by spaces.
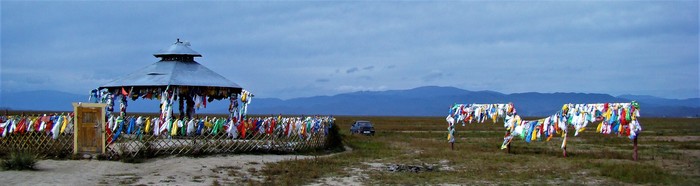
96 39 250 119
0 40 331 159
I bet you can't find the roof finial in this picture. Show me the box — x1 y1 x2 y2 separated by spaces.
154 39 202 58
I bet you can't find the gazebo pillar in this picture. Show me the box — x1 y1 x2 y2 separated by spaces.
178 95 185 120
186 94 195 119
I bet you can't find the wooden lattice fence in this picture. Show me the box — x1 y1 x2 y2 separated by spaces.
106 130 328 159
0 131 328 159
1 115 334 160
0 133 74 158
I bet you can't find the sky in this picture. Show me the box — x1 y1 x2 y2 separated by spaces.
1 1 698 100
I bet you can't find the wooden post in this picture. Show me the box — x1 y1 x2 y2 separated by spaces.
506 143 511 154
563 147 567 157
633 135 638 161
562 134 568 157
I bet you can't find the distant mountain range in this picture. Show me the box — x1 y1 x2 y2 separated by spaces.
1 86 698 117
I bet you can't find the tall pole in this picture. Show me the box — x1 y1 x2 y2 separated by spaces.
633 135 638 161
506 142 511 154
562 134 568 157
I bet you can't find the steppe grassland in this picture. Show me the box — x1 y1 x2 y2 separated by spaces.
263 117 699 185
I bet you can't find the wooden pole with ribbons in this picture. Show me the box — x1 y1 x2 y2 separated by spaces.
447 102 642 159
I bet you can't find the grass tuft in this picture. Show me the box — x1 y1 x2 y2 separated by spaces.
2 150 38 171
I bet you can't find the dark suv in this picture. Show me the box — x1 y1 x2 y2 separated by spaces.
350 120 375 135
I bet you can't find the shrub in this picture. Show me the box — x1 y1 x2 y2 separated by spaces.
2 150 37 171
325 122 344 152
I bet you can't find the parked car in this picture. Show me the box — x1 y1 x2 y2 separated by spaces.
350 120 375 135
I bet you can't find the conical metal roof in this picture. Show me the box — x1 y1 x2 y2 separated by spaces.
153 39 202 57
99 39 242 94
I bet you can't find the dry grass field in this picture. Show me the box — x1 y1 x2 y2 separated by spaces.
2 111 699 185
263 116 700 185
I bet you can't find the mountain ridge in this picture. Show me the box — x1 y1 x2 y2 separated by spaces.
1 86 698 117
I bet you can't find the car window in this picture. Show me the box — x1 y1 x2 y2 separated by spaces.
358 122 372 127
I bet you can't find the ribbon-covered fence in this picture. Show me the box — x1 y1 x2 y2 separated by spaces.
1 114 335 159
446 102 642 159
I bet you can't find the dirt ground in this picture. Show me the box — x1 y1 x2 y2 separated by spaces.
0 154 328 186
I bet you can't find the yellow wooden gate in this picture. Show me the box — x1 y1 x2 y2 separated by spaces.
72 103 106 155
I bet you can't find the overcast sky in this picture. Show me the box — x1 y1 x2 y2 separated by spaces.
1 1 698 99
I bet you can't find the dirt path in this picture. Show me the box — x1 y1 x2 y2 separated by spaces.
1 154 315 185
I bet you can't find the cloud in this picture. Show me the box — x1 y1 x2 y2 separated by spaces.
335 85 387 92
358 76 373 81
344 66 374 74
422 70 444 82
346 67 359 74
1 1 697 99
